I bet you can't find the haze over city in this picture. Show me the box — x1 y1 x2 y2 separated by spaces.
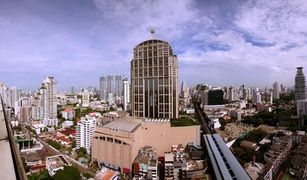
1 0 307 90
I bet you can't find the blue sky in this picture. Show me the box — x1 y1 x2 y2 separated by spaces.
1 0 307 90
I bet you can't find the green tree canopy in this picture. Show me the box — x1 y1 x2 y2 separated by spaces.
53 166 81 180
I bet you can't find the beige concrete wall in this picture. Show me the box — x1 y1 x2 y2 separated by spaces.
141 122 200 156
92 127 135 170
91 122 200 171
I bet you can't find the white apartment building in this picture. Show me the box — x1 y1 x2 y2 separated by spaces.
29 77 58 126
123 79 130 111
76 116 96 154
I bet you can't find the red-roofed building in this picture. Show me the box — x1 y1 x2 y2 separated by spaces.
60 128 76 138
55 132 71 146
62 107 75 120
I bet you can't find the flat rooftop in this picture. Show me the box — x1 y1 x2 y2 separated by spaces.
102 117 143 133
0 101 17 180
46 155 69 169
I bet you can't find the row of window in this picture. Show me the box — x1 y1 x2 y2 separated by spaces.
133 78 171 85
133 67 171 77
133 57 170 69
133 86 171 94
133 95 172 104
93 136 128 145
133 104 172 112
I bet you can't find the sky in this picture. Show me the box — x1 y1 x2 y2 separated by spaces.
1 0 307 90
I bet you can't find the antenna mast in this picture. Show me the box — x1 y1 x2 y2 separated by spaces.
149 27 155 39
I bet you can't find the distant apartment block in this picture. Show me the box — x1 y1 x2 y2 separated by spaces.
82 89 90 108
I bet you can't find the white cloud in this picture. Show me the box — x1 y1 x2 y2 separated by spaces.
1 0 307 89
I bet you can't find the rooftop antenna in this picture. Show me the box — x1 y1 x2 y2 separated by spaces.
149 27 155 39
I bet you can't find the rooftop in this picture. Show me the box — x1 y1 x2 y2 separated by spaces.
46 155 69 170
102 117 143 133
63 107 74 113
134 146 157 166
95 168 118 180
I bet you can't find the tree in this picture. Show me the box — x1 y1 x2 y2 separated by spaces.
71 140 76 148
47 140 62 150
53 166 81 180
244 129 268 143
28 169 51 180
76 147 87 158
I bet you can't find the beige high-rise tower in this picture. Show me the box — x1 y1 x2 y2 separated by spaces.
131 39 178 119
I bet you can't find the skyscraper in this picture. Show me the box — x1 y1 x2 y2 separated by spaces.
123 78 130 111
272 82 280 100
131 39 178 119
40 77 58 126
99 76 107 100
100 75 124 101
9 86 20 109
115 75 123 98
295 67 306 101
106 75 114 98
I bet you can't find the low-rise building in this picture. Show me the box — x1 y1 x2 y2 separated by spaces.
133 146 158 180
32 123 46 134
164 144 207 179
62 108 75 120
46 155 70 176
91 117 200 174
61 120 74 128
95 167 119 180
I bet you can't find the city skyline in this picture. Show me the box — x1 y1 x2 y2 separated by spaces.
1 0 307 90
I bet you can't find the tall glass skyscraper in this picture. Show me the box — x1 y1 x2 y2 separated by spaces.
131 39 178 119
295 67 306 101
100 75 124 101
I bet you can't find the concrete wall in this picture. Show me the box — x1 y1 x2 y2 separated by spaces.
91 121 200 172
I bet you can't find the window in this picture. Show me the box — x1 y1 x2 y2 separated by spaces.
165 96 169 103
139 69 142 77
149 58 152 66
144 68 147 77
139 60 143 67
159 57 163 66
154 58 157 66
149 68 152 76
144 59 147 66
159 67 163 76
164 59 168 66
